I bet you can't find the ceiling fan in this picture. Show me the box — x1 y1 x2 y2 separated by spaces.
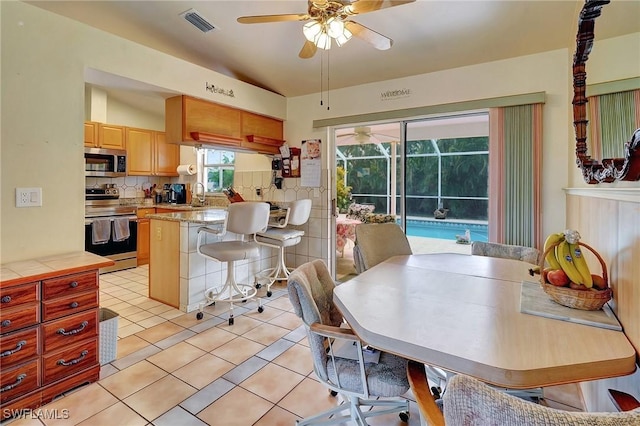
337 126 398 145
237 0 416 59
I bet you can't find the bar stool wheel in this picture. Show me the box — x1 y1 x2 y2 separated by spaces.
399 411 409 422
196 312 204 320
228 317 234 326
267 290 273 297
258 306 264 313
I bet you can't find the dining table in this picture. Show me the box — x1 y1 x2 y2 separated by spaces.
332 253 637 389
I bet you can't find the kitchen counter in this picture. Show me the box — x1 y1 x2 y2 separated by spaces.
146 208 227 225
0 251 114 288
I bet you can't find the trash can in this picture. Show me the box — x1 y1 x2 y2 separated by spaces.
99 308 119 365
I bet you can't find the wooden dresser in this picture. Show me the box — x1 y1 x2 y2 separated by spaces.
0 252 113 420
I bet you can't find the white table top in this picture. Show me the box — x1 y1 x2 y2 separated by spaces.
333 253 637 389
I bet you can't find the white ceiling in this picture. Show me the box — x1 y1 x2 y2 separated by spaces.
28 0 639 112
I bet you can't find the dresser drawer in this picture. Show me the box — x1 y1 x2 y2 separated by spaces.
42 310 98 353
42 271 98 300
0 358 40 404
41 291 98 322
0 326 39 369
0 282 39 308
0 303 39 334
42 338 98 385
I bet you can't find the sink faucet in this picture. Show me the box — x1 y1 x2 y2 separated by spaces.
193 182 206 205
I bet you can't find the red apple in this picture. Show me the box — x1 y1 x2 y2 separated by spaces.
591 274 608 290
547 269 570 287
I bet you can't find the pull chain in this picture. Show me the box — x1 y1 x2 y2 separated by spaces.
320 51 324 107
326 50 330 111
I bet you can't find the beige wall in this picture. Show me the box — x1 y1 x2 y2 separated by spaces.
1 1 284 262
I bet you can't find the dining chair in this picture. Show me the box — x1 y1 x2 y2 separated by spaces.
471 241 540 265
288 259 411 425
408 360 640 426
353 222 412 274
255 199 312 298
195 201 270 325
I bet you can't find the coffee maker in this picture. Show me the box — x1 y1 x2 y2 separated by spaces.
168 184 187 204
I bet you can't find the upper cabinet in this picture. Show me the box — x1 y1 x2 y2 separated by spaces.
165 95 284 155
127 128 178 177
84 122 125 150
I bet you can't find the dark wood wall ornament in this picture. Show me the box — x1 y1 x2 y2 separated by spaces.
572 0 640 184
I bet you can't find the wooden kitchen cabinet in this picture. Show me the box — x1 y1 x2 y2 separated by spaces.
136 208 155 266
84 122 125 150
0 268 101 419
166 95 242 147
149 219 180 308
127 128 179 177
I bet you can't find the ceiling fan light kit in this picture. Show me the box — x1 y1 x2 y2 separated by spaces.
238 0 415 58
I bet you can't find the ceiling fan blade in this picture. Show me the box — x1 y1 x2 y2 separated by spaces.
345 21 393 50
347 0 416 15
299 40 318 59
237 14 309 24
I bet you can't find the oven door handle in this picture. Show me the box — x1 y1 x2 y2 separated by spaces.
85 215 138 225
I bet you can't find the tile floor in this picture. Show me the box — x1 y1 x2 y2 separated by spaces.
4 265 423 426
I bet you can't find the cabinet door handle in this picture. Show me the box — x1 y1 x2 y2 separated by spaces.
1 296 11 303
0 374 26 393
0 340 27 358
57 321 88 336
57 350 88 367
69 281 79 288
69 301 79 309
1 320 11 328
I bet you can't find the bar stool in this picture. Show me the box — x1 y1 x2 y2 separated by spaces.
255 199 312 297
195 201 270 325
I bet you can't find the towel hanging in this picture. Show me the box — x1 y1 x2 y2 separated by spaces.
112 217 130 242
92 219 111 245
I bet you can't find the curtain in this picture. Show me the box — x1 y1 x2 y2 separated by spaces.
588 89 640 159
488 104 542 248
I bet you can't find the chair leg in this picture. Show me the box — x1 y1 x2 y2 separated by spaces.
199 260 258 325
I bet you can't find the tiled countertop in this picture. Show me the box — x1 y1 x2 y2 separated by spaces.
0 251 114 288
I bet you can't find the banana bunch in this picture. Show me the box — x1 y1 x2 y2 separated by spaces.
543 230 593 288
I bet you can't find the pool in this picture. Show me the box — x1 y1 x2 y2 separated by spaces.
404 218 488 242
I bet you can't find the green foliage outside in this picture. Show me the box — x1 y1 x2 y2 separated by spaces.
336 166 352 213
337 137 489 220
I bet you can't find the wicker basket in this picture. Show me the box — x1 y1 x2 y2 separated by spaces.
99 308 119 365
540 241 612 311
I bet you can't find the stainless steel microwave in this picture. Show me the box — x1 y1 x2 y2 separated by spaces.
84 147 127 177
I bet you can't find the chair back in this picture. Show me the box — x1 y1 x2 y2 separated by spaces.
287 199 312 226
288 260 343 382
226 202 270 235
443 374 640 425
471 241 540 265
354 223 412 273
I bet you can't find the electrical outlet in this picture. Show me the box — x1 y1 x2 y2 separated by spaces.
16 187 42 207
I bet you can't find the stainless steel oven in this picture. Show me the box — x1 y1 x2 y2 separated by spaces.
85 187 137 273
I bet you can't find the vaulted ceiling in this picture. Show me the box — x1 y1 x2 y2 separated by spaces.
28 0 639 100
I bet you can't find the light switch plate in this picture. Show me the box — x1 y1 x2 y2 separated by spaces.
16 187 42 207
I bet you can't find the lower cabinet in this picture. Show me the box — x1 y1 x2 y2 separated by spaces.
0 270 100 420
137 208 155 266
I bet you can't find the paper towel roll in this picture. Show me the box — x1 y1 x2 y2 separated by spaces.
177 164 196 176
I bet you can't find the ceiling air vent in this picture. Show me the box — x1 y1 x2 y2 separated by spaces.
180 9 216 33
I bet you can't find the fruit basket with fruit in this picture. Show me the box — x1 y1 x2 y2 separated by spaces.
540 230 612 311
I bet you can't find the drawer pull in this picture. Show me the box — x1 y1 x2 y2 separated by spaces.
1 296 11 303
69 281 79 288
0 374 26 393
57 350 88 367
70 301 79 309
1 320 11 328
57 321 88 336
0 340 27 358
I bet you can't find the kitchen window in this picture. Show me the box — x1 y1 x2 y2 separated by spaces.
199 149 235 193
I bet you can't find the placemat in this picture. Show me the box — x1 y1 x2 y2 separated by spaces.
520 281 621 331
